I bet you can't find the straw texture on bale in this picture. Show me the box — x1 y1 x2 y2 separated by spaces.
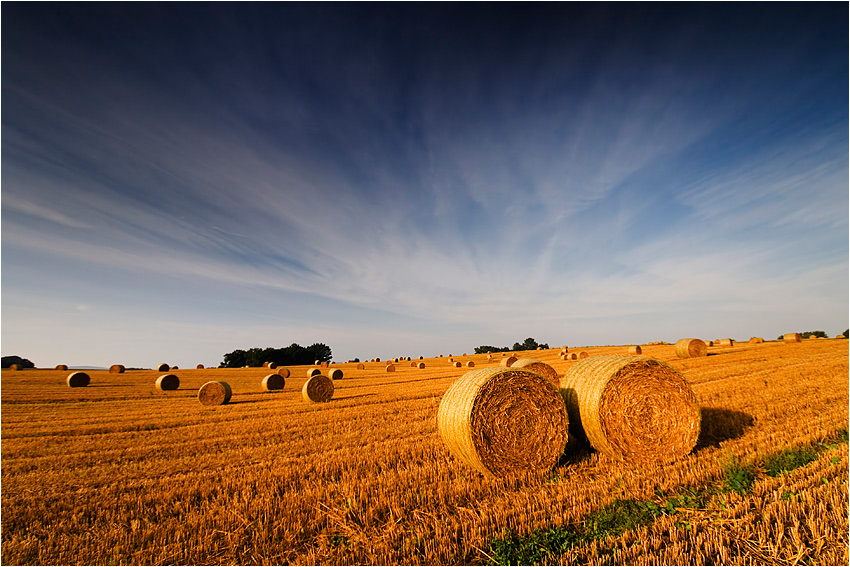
157 363 170 372
307 368 321 377
66 372 90 388
578 351 589 359
718 338 734 347
674 338 707 359
628 345 642 355
277 367 290 378
783 333 802 343
510 359 559 384
560 355 700 463
262 374 285 391
328 368 343 380
109 364 125 374
500 355 517 367
386 364 395 372
55 364 68 371
437 367 569 477
156 374 180 391
302 374 334 403
198 381 232 406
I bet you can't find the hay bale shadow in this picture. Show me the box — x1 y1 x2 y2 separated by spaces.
695 407 754 448
556 436 594 467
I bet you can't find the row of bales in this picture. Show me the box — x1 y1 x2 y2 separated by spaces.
436 333 818 477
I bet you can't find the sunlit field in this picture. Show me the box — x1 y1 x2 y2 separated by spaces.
2 339 847 565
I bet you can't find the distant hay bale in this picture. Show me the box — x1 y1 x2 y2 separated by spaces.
277 367 291 378
302 374 334 403
410 361 417 367
748 337 764 344
718 338 734 347
262 374 285 391
453 361 462 368
109 364 125 374
577 351 589 359
156 374 180 391
328 368 343 380
706 341 714 347
198 381 232 406
569 353 578 360
560 355 700 463
417 362 426 369
809 336 818 340
196 364 205 369
157 363 170 372
511 358 559 383
783 333 802 343
355 363 365 370
265 362 278 369
171 366 179 370
500 356 518 367
375 357 381 362
393 358 399 363
675 338 707 358
307 368 321 377
628 345 642 355
66 371 90 387
437 367 569 477
320 362 328 367
386 364 395 372
466 361 475 368
55 364 68 371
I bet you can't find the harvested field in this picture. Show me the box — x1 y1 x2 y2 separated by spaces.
1 340 847 565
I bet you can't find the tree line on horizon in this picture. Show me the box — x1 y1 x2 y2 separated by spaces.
473 337 550 355
220 343 332 368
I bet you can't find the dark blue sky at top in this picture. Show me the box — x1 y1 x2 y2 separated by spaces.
2 3 847 366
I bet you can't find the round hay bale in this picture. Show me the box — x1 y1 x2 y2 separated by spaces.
375 357 381 362
577 351 589 359
66 371 90 387
570 353 578 360
196 364 205 369
328 368 343 380
466 361 475 368
355 363 365 370
302 374 334 403
437 367 569 477
675 338 707 358
267 362 278 369
628 345 642 355
706 340 714 347
417 362 426 369
453 361 462 368
157 363 170 372
560 355 700 463
307 367 321 377
109 364 125 374
156 374 180 391
748 337 764 344
410 361 417 367
55 364 68 371
386 364 395 372
783 333 802 343
511 358 559 383
277 367 290 378
808 335 818 340
393 358 399 363
262 373 285 391
718 338 734 347
171 366 179 370
500 355 517 367
198 381 232 406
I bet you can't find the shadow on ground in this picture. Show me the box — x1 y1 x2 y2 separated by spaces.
695 407 754 449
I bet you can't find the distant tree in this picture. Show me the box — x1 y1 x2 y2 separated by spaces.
221 349 247 368
800 331 828 339
843 329 849 339
306 343 333 364
1 356 35 369
512 338 550 352
474 345 510 354
221 342 334 368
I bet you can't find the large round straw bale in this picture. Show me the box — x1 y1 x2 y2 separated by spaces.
748 337 764 344
718 338 733 347
510 358 559 383
783 333 802 343
453 361 462 368
466 361 475 368
302 374 334 403
66 371 90 387
262 374 285 391
109 364 125 374
157 363 170 372
156 374 180 391
198 381 232 406
328 368 343 380
500 355 517 367
437 367 569 477
569 353 578 360
417 362 426 369
307 367 321 377
386 364 395 372
355 363 365 370
628 345 642 355
560 355 700 463
277 367 290 378
675 338 707 358
196 364 205 369
577 351 589 359
55 364 68 371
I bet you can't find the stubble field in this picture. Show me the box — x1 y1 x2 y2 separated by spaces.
2 339 848 565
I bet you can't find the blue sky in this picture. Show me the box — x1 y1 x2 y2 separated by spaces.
2 4 847 368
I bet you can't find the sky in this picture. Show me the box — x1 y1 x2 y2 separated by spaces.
2 3 848 368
